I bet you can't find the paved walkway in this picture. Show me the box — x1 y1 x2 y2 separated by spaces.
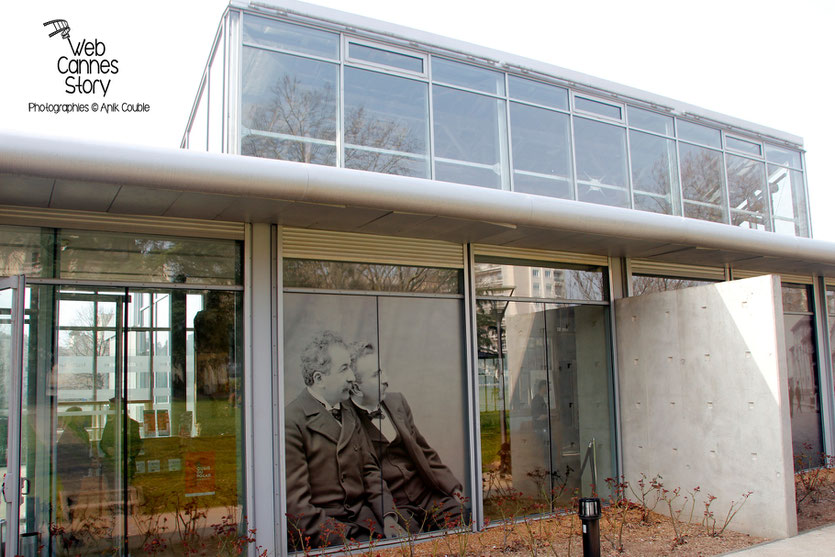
723 523 835 555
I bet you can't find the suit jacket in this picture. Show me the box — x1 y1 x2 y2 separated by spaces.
284 389 393 548
355 392 463 504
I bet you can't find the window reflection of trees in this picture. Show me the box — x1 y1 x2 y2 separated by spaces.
283 259 461 293
243 74 337 165
243 70 426 176
727 156 767 220
680 145 723 206
631 276 717 296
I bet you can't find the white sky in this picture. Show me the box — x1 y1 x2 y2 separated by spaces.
2 0 834 242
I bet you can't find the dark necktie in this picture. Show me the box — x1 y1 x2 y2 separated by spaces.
367 408 384 420
330 407 341 423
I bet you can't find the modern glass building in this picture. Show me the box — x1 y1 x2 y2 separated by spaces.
0 1 833 555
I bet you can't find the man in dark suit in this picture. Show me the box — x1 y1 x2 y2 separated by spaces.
284 331 403 549
349 342 465 533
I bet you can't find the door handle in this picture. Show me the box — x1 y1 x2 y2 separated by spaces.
1 475 30 502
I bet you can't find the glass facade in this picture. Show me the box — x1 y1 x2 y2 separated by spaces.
0 226 245 556
226 11 810 236
474 259 614 517
782 284 823 468
282 259 469 550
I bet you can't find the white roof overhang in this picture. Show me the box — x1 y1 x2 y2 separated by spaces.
1 131 834 276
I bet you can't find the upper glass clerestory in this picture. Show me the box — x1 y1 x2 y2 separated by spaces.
183 0 810 238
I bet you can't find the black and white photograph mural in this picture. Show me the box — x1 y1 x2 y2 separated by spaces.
282 273 470 551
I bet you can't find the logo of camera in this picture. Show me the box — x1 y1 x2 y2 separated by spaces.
42 19 118 97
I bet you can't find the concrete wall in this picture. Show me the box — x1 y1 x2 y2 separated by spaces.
615 275 797 539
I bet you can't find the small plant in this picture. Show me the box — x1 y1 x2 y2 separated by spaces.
628 473 663 523
702 491 753 537
602 475 631 552
656 484 686 545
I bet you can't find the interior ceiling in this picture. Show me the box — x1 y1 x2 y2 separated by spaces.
2 171 835 277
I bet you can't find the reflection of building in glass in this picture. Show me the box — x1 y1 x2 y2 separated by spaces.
2 1 835 555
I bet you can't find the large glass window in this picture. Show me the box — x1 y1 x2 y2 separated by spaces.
508 76 568 111
631 274 719 295
726 154 768 231
343 67 429 177
0 226 54 277
242 14 339 59
25 286 245 555
57 230 243 285
510 103 572 199
241 47 338 165
679 143 726 223
474 259 614 517
826 287 835 453
229 12 813 236
282 260 469 551
347 41 424 73
574 118 629 208
782 284 823 468
677 120 721 148
629 130 678 215
627 106 674 136
1 227 246 555
433 86 508 189
431 58 505 96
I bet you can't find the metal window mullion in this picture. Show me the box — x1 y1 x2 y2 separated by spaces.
464 244 483 531
4 275 25 557
337 35 345 168
800 151 813 238
605 263 623 491
431 81 503 99
342 142 426 159
508 96 570 116
673 122 685 216
812 277 835 455
720 136 732 225
245 129 337 147
501 73 512 192
26 278 244 291
220 14 228 154
282 287 463 300
230 9 242 156
569 113 578 201
476 294 609 306
541 300 556 506
625 126 635 210
427 55 437 180
274 225 288 556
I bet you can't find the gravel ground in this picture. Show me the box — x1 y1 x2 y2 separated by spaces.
369 468 835 557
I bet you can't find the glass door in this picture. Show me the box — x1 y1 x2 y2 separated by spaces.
1 275 25 557
12 284 243 556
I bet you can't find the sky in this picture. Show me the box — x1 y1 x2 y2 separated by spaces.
2 0 834 241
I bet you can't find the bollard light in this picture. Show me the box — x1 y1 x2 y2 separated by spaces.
577 497 601 557
578 497 601 520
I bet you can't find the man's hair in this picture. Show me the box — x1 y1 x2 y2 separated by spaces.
537 379 547 391
301 330 346 386
349 342 375 384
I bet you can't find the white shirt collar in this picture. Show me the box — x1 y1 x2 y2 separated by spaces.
307 387 340 412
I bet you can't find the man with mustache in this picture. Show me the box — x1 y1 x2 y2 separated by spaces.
350 342 464 532
284 331 402 548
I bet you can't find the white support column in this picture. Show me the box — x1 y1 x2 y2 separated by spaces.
245 223 278 556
